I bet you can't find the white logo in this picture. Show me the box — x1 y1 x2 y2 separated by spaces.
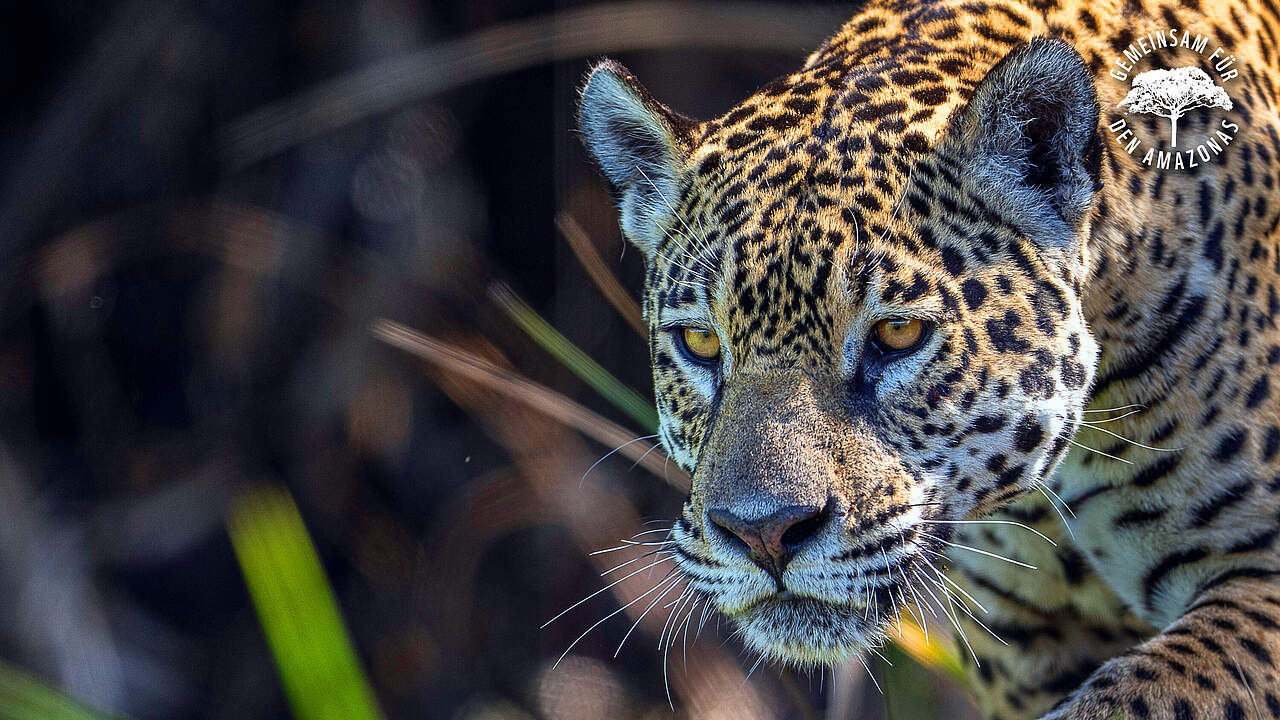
1105 29 1240 170
1118 67 1231 147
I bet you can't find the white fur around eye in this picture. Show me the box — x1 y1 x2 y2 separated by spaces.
871 332 938 395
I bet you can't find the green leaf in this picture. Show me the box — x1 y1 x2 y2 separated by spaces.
228 487 384 720
0 661 120 720
881 642 941 720
490 283 659 432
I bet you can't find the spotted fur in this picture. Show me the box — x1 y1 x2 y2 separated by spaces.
579 0 1280 717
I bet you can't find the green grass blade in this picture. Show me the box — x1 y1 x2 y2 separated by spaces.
0 661 120 720
227 487 384 720
490 283 659 432
881 642 941 720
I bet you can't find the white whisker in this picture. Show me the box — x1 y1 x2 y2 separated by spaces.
859 169 913 277
1069 438 1134 465
680 596 702 668
1080 408 1144 423
920 519 1057 547
1077 422 1182 452
659 587 693 649
1083 403 1146 413
599 548 671 577
883 547 904 639
920 556 987 614
637 166 720 279
587 543 633 556
629 441 665 470
1229 653 1261 720
857 653 883 694
1033 484 1078 540
613 573 682 658
581 434 659 487
542 555 673 628
920 531 1038 570
1035 480 1078 519
877 167 913 245
652 244 712 285
656 213 717 279
553 568 680 669
914 569 977 665
900 559 937 626
947 592 1008 647
695 597 714 641
850 204 861 260
926 566 983 655
661 586 695 710
617 538 675 547
588 540 672 556
898 587 924 632
867 645 893 667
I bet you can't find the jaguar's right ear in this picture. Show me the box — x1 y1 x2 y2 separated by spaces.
579 60 695 258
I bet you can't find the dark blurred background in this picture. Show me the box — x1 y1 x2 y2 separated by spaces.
0 1 977 718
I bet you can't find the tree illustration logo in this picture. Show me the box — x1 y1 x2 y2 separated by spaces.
1103 29 1241 170
1118 66 1232 147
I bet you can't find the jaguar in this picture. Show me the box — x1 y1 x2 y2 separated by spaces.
577 0 1280 717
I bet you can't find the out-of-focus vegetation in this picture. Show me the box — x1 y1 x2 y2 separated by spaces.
0 1 980 718
0 663 117 720
228 487 384 720
489 284 659 432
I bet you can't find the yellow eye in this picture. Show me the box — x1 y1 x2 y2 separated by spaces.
873 318 925 352
680 327 721 362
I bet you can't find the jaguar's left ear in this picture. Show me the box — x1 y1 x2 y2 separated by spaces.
950 38 1102 247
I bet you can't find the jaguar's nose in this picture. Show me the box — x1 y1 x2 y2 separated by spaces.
707 503 830 585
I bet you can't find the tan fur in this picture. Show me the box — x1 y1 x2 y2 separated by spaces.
580 0 1280 716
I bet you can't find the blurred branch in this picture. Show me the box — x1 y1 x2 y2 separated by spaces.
557 213 646 337
88 467 235 568
0 457 125 712
489 283 658 431
370 319 686 490
219 1 848 169
0 661 121 720
227 487 384 720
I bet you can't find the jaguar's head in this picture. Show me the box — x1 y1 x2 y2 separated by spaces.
578 38 1103 665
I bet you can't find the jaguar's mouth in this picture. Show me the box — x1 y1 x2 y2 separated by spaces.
728 591 889 666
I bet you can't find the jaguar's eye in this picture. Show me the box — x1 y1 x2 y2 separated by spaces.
872 318 926 353
680 327 721 362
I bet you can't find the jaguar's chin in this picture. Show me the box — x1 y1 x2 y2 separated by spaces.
730 593 887 667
